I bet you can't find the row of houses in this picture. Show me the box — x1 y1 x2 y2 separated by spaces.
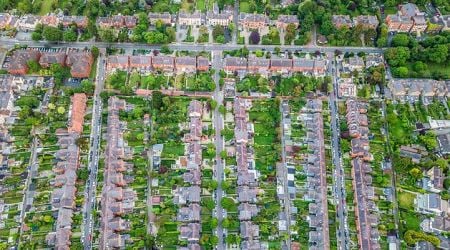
99 97 136 249
8 49 94 78
332 15 379 30
346 99 381 250
388 79 450 102
224 56 328 76
106 55 209 73
301 99 330 250
0 13 88 31
234 98 262 250
46 93 87 249
174 100 203 250
386 3 450 33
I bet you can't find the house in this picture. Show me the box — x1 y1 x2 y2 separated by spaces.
411 15 427 33
399 145 428 163
174 186 201 205
183 169 201 185
148 12 172 25
237 186 258 203
276 15 299 29
437 134 450 155
39 52 66 68
68 93 87 134
332 15 353 29
386 3 426 33
386 14 414 33
177 204 201 222
188 100 203 117
179 223 201 241
178 12 204 26
423 166 444 193
175 56 197 73
206 5 233 26
421 216 450 233
240 221 259 239
247 57 270 74
40 13 60 27
239 13 269 30
66 51 93 78
224 57 247 73
16 15 40 32
338 78 357 98
0 13 12 29
238 203 259 221
196 56 209 71
292 59 315 74
416 193 450 215
107 55 130 71
123 15 137 29
353 15 379 29
8 50 41 75
129 56 152 71
344 56 365 72
61 16 88 29
97 15 136 29
152 56 174 72
270 58 292 73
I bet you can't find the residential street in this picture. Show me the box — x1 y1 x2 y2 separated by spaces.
0 38 384 54
212 50 225 250
329 56 351 250
81 54 105 249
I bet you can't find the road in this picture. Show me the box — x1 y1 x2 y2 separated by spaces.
81 54 106 249
232 0 239 44
211 50 226 249
329 55 351 250
0 38 384 54
18 136 39 242
279 100 292 250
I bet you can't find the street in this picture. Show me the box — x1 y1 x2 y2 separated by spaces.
329 55 351 250
212 50 226 249
81 54 106 249
0 38 384 54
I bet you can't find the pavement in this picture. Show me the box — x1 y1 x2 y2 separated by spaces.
212 50 226 249
81 54 106 249
0 38 384 54
328 56 351 250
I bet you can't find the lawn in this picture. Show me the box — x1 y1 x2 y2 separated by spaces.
240 1 251 13
398 191 416 210
406 62 450 79
197 0 206 12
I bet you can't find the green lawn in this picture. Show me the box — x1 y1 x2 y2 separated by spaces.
197 0 206 11
406 62 450 79
240 1 251 13
398 191 416 210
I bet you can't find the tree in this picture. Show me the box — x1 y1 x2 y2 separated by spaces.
63 28 77 42
385 47 410 67
394 66 409 77
57 107 66 114
220 197 236 211
42 26 63 41
391 33 410 47
80 79 95 94
249 31 260 45
31 31 42 41
426 44 448 64
91 46 99 58
99 28 116 42
409 167 422 180
413 61 427 73
26 60 40 73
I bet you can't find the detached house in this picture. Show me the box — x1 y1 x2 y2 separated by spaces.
332 15 353 29
276 15 299 29
353 15 379 29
